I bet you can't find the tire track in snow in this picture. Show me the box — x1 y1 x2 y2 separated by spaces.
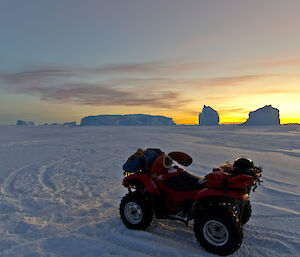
254 202 300 215
0 158 68 217
262 185 300 198
37 165 57 193
1 164 33 197
241 224 300 257
79 217 198 257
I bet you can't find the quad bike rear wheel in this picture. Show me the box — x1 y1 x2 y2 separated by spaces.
194 208 243 256
241 200 252 225
120 192 153 230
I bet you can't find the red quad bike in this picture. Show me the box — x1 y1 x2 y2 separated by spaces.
120 149 262 256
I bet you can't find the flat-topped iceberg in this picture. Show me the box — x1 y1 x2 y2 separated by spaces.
16 120 35 126
80 114 175 126
63 122 77 126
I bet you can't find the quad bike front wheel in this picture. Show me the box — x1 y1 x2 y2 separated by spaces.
120 192 153 230
194 208 243 256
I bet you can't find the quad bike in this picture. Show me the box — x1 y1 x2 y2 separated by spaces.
120 149 262 256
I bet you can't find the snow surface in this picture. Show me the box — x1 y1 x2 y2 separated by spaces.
0 125 299 257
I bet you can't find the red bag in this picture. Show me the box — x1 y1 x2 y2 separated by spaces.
207 170 254 190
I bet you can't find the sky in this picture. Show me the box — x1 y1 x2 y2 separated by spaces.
0 0 300 125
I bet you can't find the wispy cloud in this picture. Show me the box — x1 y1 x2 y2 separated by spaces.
234 58 300 71
202 74 275 87
1 61 299 110
253 88 300 94
0 65 191 109
38 83 189 108
85 60 212 75
264 58 300 67
0 60 213 109
1 60 211 82
1 68 76 85
220 108 248 114
172 74 275 90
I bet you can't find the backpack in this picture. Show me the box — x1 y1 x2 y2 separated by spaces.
123 148 162 173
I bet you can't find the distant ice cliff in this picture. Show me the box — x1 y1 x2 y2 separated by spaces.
16 120 35 126
245 105 280 125
199 105 219 126
63 122 77 126
80 114 176 126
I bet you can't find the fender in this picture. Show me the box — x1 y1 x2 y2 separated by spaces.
192 187 248 201
168 151 193 166
122 173 160 195
190 195 244 221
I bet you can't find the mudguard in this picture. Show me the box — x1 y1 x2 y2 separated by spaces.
192 187 249 201
122 173 160 195
168 151 193 166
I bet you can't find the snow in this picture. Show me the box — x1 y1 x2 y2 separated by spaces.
80 114 175 126
245 105 280 125
0 125 299 257
199 106 219 126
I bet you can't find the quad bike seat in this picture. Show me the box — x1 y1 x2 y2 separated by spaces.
163 171 207 192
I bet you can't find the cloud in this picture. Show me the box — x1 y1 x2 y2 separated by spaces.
265 58 300 67
203 96 233 101
203 74 274 87
188 73 300 90
1 60 211 82
254 89 300 94
234 58 300 70
48 83 189 109
0 72 190 109
0 60 211 109
1 68 76 85
1 61 299 110
220 108 248 114
86 61 212 75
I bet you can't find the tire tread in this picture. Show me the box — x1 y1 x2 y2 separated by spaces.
120 192 153 230
194 207 243 256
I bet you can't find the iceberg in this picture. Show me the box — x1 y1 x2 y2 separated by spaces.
199 106 219 126
245 105 280 125
16 120 35 126
63 122 77 126
80 114 176 126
